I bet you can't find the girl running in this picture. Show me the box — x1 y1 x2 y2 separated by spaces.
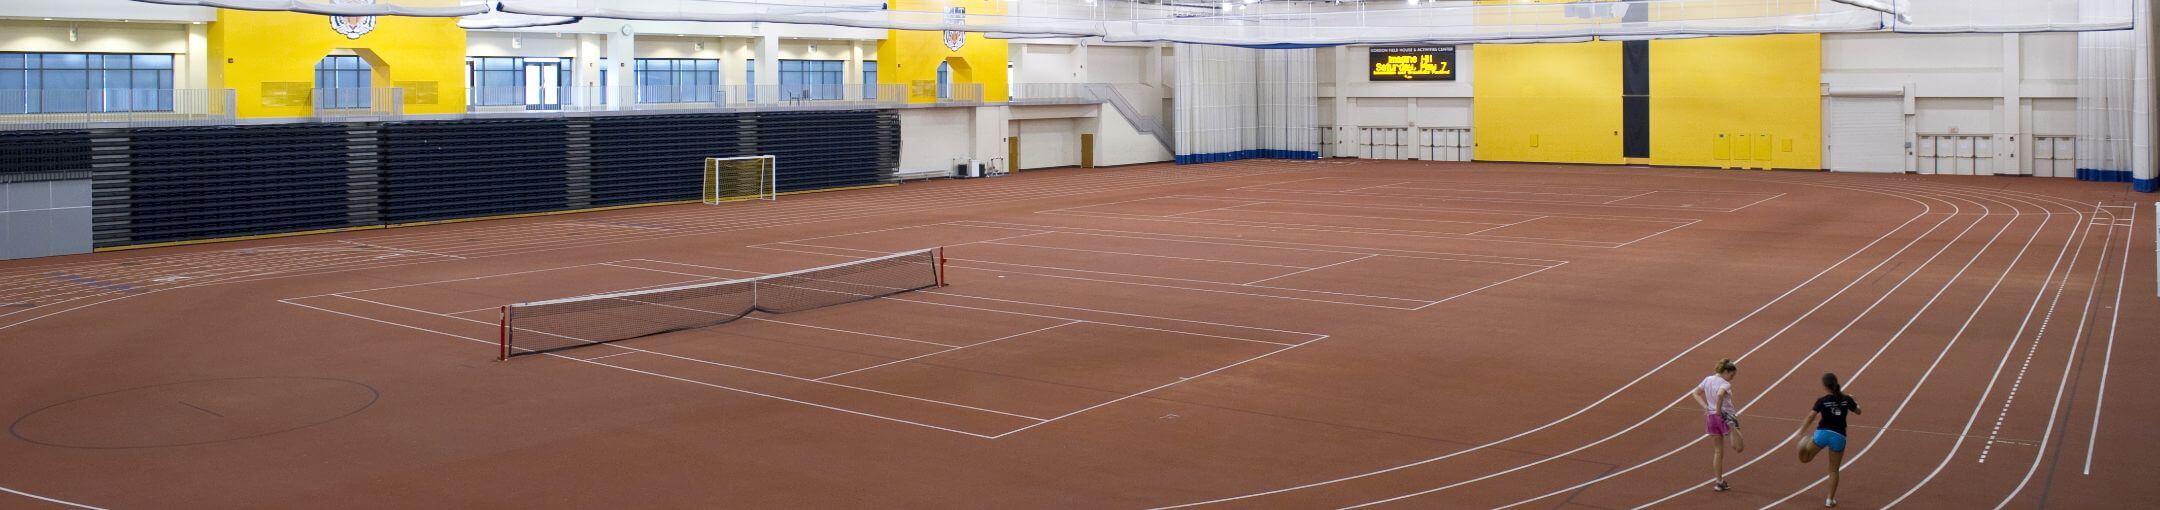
1796 372 1862 507
1694 359 1744 492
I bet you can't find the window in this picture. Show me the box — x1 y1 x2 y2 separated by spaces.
862 60 877 100
0 52 174 114
745 59 755 101
635 58 718 103
316 55 373 109
936 61 951 99
778 59 844 101
468 57 571 109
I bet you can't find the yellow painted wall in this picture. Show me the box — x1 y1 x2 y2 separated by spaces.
1648 34 1822 169
1472 41 1625 164
209 7 466 118
876 0 1009 103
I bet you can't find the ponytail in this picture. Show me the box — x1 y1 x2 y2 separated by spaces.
1713 358 1737 375
1823 372 1843 396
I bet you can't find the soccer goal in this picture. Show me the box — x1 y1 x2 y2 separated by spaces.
704 155 777 203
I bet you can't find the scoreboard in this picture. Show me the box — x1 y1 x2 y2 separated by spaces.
1369 46 1456 81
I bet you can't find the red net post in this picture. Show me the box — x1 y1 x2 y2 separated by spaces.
936 247 948 287
498 306 510 361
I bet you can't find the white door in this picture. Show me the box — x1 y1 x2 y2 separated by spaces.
1826 96 1906 173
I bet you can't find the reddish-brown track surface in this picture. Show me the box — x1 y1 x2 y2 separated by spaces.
0 160 2153 509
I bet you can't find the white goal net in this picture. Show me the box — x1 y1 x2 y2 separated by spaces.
704 155 777 204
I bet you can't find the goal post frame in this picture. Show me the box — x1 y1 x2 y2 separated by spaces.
704 155 778 204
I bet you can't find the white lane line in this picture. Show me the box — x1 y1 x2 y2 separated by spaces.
1664 183 2085 508
1164 202 1259 217
1243 255 1376 286
1150 181 1945 509
1370 188 1999 510
339 240 467 260
1994 203 2122 509
2084 206 2136 474
1883 202 2101 508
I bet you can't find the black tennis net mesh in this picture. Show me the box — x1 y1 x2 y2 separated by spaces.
499 249 943 359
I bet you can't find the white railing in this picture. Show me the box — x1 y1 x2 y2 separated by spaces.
1012 82 1172 150
0 89 237 130
314 87 405 119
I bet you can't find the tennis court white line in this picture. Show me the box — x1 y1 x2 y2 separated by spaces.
1339 181 1414 192
339 240 466 260
972 241 1320 269
1375 183 1644 199
327 294 1055 423
1039 210 1625 249
1175 205 1522 227
1613 219 1704 249
752 242 1435 310
0 486 108 510
1163 202 1260 217
630 258 1328 343
1228 187 1753 213
1247 176 1784 197
993 334 1330 438
1348 187 2004 510
1726 192 1790 212
581 351 638 361
1601 191 1656 204
276 298 1012 439
952 220 1566 267
1168 194 1703 224
2084 206 2136 474
1153 176 1948 508
1463 216 1545 236
1409 262 1567 311
814 321 1080 381
1243 255 1375 286
768 239 1414 304
285 263 607 301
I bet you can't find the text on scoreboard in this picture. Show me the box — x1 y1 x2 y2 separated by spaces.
1369 46 1456 81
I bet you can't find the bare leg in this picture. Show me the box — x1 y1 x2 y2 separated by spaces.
1824 449 1845 505
1798 435 1821 463
1710 435 1727 487
1731 426 1746 453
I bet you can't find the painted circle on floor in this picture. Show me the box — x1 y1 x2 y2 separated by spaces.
10 377 378 449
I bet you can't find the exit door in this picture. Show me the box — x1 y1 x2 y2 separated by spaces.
524 61 562 110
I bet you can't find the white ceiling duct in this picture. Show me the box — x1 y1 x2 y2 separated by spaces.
127 0 2136 45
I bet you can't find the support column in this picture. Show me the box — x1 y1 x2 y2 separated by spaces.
845 41 865 101
574 34 603 109
604 30 635 109
2137 0 2155 191
184 22 212 114
1073 40 1089 84
756 34 780 104
2003 33 2024 175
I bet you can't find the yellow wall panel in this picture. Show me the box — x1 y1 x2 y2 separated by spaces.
876 0 1009 103
1647 34 1821 169
1472 41 1625 164
210 7 467 118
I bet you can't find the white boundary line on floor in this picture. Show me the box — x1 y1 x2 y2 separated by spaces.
1352 186 2005 510
0 486 108 510
755 241 1436 309
276 298 1013 439
952 220 1566 267
1168 194 1700 224
1152 178 1945 509
814 321 1080 381
2084 205 2137 474
1992 203 2125 509
1037 210 1626 249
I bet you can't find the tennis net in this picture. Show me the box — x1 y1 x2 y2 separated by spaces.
498 248 945 359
